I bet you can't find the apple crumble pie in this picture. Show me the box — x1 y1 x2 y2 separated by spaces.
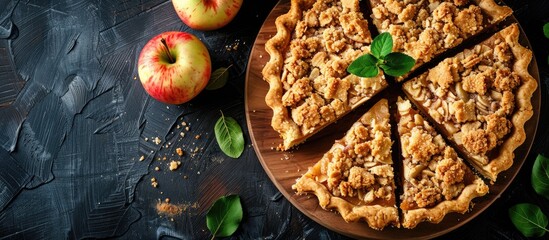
403 24 537 181
262 0 387 150
292 99 399 230
260 0 537 231
396 98 489 228
368 0 512 79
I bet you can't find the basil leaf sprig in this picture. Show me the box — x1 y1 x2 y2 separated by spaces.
214 111 244 158
532 154 549 199
206 195 243 239
508 154 549 238
347 32 415 78
508 203 549 238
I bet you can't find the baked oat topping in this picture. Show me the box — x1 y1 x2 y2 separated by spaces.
263 0 387 150
368 0 512 79
292 99 399 230
397 98 488 228
403 24 537 181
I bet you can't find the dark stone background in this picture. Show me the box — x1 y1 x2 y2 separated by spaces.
0 0 547 239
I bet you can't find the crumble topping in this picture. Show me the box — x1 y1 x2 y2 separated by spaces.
414 186 442 208
397 99 468 210
494 68 521 92
301 100 395 203
462 129 497 154
453 5 483 35
436 153 465 185
452 100 476 123
427 60 456 89
282 77 312 107
462 71 492 95
369 0 510 75
403 29 521 162
277 0 384 144
485 114 512 139
327 117 394 200
405 128 439 164
340 12 372 42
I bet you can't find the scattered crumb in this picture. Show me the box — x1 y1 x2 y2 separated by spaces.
144 137 148 142
195 134 201 139
176 148 184 156
156 202 183 217
156 201 199 217
225 39 241 51
139 155 145 161
185 127 190 131
180 132 185 137
182 122 187 126
169 161 179 171
153 137 161 145
155 166 160 171
151 177 158 188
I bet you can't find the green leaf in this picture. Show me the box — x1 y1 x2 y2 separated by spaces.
532 154 549 199
543 23 549 39
214 112 244 158
509 203 549 237
206 65 231 90
206 195 243 239
347 53 379 78
371 32 393 59
380 52 416 77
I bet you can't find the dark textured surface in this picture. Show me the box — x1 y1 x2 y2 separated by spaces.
0 0 547 239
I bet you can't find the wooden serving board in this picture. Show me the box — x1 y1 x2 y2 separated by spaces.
244 1 540 239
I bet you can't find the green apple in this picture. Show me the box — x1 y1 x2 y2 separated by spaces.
138 31 211 104
172 0 243 31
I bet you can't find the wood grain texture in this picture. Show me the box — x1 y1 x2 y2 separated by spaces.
245 1 541 239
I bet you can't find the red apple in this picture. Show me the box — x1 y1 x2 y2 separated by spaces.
172 0 243 31
138 31 211 104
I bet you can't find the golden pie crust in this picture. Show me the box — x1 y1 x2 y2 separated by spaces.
396 98 489 228
368 0 512 80
403 24 537 181
292 99 399 230
262 0 387 150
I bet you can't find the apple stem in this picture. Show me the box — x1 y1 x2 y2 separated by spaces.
161 38 175 64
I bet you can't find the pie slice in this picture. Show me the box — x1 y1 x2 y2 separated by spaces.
292 99 399 230
396 97 489 229
402 24 537 181
368 0 512 80
262 0 388 150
